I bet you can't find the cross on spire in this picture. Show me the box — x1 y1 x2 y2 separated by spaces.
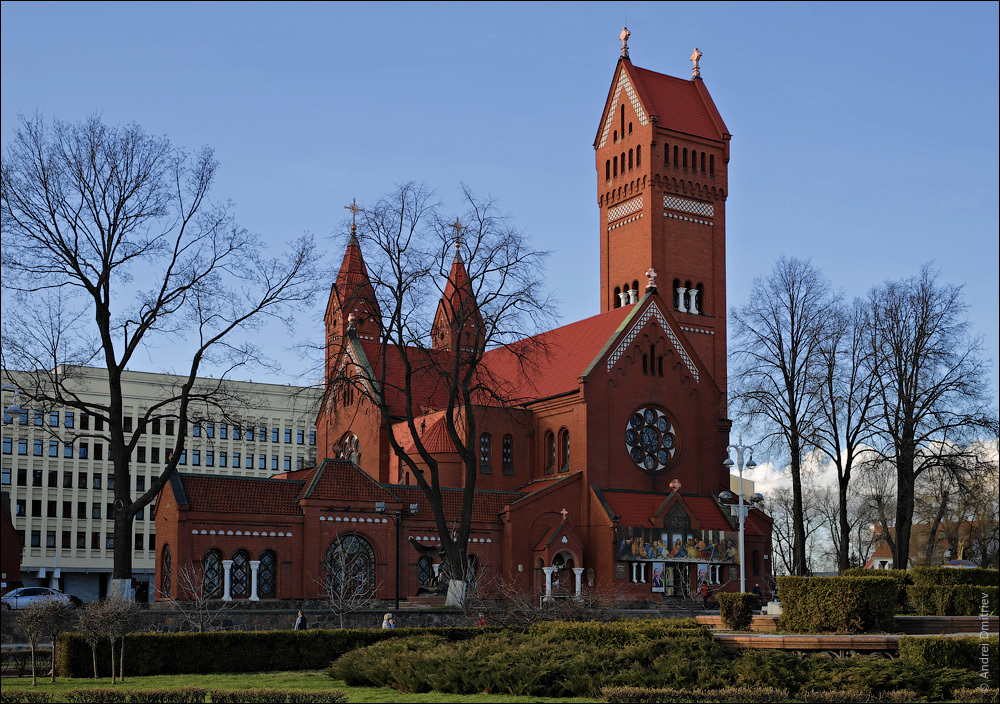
690 48 703 79
345 198 363 232
619 27 631 58
450 217 467 257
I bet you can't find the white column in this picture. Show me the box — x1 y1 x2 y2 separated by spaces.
542 566 555 599
573 567 584 596
687 288 700 315
628 288 638 304
675 287 688 313
222 559 233 601
432 563 440 582
249 560 261 601
640 563 647 583
618 291 630 307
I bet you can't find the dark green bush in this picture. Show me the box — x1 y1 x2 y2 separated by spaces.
729 650 806 692
778 576 897 633
802 656 979 700
63 690 128 703
0 692 53 704
56 626 488 677
718 592 756 631
120 690 206 704
900 634 999 687
600 686 791 703
529 618 710 647
210 691 346 704
798 691 874 703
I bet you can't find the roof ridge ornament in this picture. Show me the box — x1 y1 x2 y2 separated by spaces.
449 217 466 262
690 48 703 79
619 27 630 59
345 198 364 238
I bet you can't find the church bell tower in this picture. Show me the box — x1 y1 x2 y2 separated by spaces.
595 30 732 392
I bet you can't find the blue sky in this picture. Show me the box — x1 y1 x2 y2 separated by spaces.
2 1 998 398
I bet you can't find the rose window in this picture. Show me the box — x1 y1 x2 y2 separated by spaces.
625 407 676 474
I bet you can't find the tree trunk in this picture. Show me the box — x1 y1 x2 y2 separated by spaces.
922 490 948 567
789 437 808 575
92 645 98 679
30 642 37 687
894 460 916 569
838 478 851 573
109 637 116 684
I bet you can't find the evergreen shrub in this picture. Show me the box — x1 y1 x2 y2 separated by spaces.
954 688 1000 704
56 626 487 677
899 634 999 687
717 592 756 630
528 618 710 647
600 686 792 703
909 585 999 616
116 690 206 704
842 568 912 607
910 567 999 587
0 692 52 704
777 576 897 633
210 691 346 703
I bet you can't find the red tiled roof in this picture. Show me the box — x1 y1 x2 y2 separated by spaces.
601 490 734 531
178 473 304 515
479 306 633 403
744 509 771 537
304 459 399 503
629 61 729 141
399 413 457 454
356 338 456 418
389 485 523 523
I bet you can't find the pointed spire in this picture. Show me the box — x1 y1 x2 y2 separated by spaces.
432 233 484 353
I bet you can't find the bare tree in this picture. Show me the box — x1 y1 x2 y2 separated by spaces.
812 299 879 572
862 265 997 569
77 601 104 679
321 532 382 628
16 599 74 685
730 256 840 575
161 563 235 632
764 485 825 575
1 114 321 597
328 183 552 605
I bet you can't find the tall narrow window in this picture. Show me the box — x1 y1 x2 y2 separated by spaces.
710 154 715 175
326 534 376 599
636 144 641 167
620 105 625 139
230 550 250 599
701 152 706 173
613 286 621 309
605 160 611 180
628 121 633 136
558 428 570 472
258 550 277 598
544 431 556 474
664 142 670 165
683 148 688 169
479 433 492 474
673 145 679 167
161 545 172 599
628 149 633 170
502 434 514 475
613 156 618 177
203 549 223 598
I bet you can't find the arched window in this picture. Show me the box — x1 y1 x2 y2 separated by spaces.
709 154 715 175
636 145 641 167
605 160 611 180
696 283 705 315
258 549 277 598
613 156 618 177
203 549 223 599
701 152 706 173
628 149 633 170
621 152 626 174
673 278 683 310
479 432 492 474
558 428 570 472
613 129 618 142
502 434 514 475
673 145 679 167
664 143 669 165
683 148 688 169
544 431 556 473
628 121 633 136
613 286 621 309
230 549 250 598
339 433 361 465
326 533 377 598
161 545 171 599
417 555 435 587
620 105 625 139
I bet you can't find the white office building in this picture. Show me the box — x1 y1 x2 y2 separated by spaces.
1 366 320 601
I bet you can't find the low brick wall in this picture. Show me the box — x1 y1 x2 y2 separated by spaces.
696 614 998 635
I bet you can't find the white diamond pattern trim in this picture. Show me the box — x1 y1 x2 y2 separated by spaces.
607 305 699 382
664 195 714 218
608 196 643 222
598 72 649 148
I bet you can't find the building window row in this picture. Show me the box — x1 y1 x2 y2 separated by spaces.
613 280 642 309
22 528 154 553
478 432 515 475
605 145 642 181
664 143 715 176
543 427 571 474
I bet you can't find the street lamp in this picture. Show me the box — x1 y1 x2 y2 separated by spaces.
721 439 760 594
2 384 23 416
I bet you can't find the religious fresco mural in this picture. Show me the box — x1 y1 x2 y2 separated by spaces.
615 527 738 564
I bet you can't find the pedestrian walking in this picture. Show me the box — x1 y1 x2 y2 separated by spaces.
700 582 710 609
381 612 396 629
294 610 308 630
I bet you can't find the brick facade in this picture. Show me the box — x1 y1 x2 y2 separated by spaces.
156 50 773 605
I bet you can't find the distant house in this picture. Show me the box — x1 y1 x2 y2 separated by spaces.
865 521 993 569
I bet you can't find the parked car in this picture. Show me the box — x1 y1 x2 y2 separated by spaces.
0 586 82 609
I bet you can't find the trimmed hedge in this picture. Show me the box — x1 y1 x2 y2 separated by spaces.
899 634 1000 687
210 690 347 703
909 584 999 616
777 576 897 633
63 690 206 703
55 626 489 678
601 685 792 702
0 692 52 704
911 566 999 587
717 592 756 631
842 568 912 607
528 617 711 647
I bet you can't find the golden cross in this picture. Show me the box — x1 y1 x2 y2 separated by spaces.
345 198 363 230
450 217 466 252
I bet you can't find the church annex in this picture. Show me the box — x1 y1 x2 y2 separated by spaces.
155 35 773 605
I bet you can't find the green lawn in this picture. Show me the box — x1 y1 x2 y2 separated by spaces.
0 670 601 703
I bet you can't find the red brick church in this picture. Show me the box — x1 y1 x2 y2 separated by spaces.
155 34 772 605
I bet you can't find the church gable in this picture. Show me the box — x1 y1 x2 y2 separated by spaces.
595 60 652 149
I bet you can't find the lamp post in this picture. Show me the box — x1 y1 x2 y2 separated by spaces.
723 440 758 594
